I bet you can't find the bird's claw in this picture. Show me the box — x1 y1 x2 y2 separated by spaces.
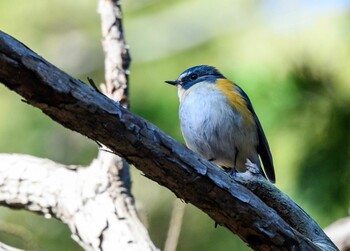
245 159 260 175
224 167 237 177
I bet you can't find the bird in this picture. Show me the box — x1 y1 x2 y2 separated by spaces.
165 65 275 183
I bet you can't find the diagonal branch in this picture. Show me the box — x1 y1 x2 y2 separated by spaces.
0 31 337 250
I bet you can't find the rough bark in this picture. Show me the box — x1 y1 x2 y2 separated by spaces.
98 0 131 108
0 0 158 250
0 30 338 251
0 154 157 251
95 0 157 250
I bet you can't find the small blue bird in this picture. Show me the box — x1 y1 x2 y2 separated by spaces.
165 65 275 183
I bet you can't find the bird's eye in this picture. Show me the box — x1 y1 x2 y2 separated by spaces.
189 74 198 80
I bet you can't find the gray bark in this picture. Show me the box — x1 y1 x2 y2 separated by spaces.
0 30 338 251
0 0 158 250
98 0 131 109
0 154 157 251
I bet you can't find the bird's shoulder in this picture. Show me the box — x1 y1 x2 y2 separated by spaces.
214 78 254 125
214 78 276 182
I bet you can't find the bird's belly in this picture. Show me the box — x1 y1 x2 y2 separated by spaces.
179 89 257 167
179 86 257 168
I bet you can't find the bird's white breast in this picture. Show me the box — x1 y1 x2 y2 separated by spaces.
178 81 258 169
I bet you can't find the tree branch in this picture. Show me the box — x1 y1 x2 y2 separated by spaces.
97 0 158 248
0 31 337 250
0 153 157 251
0 1 156 249
97 0 132 195
98 0 131 108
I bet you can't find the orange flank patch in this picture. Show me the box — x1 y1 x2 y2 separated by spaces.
215 79 254 125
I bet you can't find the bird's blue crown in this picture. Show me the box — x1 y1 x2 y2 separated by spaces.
175 65 225 90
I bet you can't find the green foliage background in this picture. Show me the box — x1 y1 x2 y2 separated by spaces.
0 0 350 250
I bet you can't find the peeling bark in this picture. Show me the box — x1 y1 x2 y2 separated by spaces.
0 154 157 251
98 0 131 108
0 0 158 250
95 0 157 250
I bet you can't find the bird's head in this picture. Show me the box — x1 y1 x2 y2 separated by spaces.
165 65 225 90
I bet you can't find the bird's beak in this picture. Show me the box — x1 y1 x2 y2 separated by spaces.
165 80 179 86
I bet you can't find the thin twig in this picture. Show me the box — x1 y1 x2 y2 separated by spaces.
164 200 186 251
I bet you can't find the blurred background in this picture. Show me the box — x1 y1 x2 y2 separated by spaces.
1 0 350 250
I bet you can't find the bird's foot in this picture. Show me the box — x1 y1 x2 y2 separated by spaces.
223 167 237 177
234 159 265 182
245 159 260 175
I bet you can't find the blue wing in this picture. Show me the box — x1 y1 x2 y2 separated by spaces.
235 84 276 183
